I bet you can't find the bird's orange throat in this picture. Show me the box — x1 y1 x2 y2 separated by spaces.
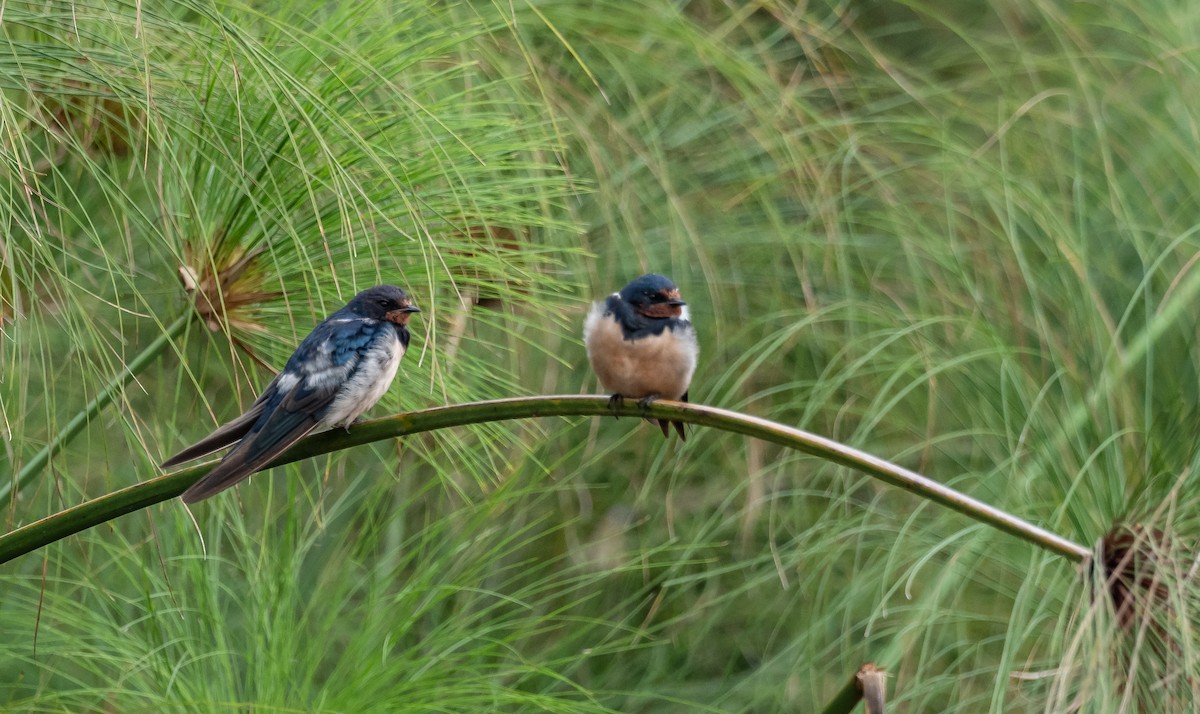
637 303 684 319
386 309 414 325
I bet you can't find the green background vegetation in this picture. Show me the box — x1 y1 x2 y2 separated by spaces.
3 0 1200 710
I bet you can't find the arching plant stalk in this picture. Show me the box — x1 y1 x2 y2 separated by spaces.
0 395 1092 565
1 313 193 506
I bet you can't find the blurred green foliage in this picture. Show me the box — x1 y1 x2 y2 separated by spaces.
3 0 1200 710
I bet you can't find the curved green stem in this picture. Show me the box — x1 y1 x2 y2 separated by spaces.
1 313 193 506
0 395 1093 566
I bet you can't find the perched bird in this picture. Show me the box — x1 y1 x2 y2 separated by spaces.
583 273 698 439
163 285 420 504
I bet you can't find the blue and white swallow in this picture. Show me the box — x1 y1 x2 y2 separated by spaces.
583 273 698 439
163 285 420 504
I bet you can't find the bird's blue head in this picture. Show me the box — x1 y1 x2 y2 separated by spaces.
345 285 421 326
618 274 686 319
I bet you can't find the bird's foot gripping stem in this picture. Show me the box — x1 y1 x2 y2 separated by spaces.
607 393 625 418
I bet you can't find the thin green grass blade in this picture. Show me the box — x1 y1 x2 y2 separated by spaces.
1 313 192 505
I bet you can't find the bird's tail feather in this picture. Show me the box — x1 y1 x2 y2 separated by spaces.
180 417 318 504
653 418 688 441
160 403 267 469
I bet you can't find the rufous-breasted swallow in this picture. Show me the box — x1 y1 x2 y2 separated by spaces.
584 274 698 439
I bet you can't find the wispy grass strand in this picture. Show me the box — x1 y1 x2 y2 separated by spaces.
1 313 192 507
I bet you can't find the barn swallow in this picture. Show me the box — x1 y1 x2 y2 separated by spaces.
583 273 698 439
163 285 420 504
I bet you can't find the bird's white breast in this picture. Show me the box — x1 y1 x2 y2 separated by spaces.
321 329 404 428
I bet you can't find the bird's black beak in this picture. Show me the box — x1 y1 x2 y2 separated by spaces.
666 299 686 307
400 304 420 313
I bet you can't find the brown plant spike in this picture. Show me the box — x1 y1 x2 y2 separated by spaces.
1095 522 1193 708
1099 524 1172 633
857 663 887 714
177 245 281 334
32 66 145 166
450 223 528 310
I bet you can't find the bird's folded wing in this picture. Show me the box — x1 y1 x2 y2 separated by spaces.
180 354 356 504
160 385 276 468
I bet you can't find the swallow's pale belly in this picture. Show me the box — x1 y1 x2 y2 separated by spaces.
584 308 697 400
322 330 403 428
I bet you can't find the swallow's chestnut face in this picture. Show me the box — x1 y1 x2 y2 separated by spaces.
384 301 420 326
619 274 686 320
349 285 421 325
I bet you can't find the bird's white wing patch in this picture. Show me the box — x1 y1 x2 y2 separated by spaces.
274 372 300 392
582 301 608 346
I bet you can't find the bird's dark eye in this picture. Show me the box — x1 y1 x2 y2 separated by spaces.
377 298 391 309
